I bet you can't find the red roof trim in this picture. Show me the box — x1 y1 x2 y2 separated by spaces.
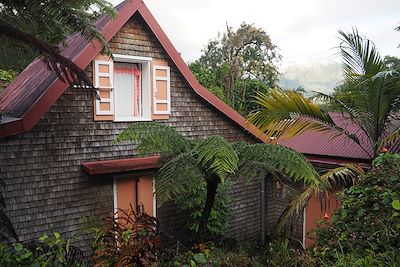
306 155 370 167
81 155 161 175
0 0 266 142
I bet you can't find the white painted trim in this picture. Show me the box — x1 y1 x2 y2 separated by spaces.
113 177 118 215
113 54 152 63
302 206 306 249
153 65 171 115
114 116 152 122
112 55 152 121
152 175 156 217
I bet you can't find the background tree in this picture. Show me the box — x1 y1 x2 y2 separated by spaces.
0 0 116 87
189 22 281 115
116 122 317 242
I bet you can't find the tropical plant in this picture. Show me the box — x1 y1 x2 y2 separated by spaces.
0 0 116 87
0 232 83 266
248 28 400 227
249 28 400 157
312 153 400 264
174 177 232 240
115 122 318 241
85 206 161 267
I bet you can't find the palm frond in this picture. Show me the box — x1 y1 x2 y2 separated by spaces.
319 164 364 188
235 143 318 184
192 136 239 182
378 128 400 151
276 164 364 232
276 184 315 232
155 153 203 205
249 88 363 143
115 122 191 156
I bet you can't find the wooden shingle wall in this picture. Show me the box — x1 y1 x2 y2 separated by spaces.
0 13 286 254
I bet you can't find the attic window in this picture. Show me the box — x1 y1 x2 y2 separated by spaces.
113 54 152 121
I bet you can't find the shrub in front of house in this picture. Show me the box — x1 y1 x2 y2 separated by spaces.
311 153 400 265
0 232 83 267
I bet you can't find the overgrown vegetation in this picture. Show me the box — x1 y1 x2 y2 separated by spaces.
174 178 232 242
83 206 161 266
313 153 400 261
0 232 83 267
0 69 17 91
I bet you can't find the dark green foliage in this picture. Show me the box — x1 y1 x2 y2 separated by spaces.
234 142 318 184
165 242 264 267
83 207 161 266
189 22 280 115
116 122 317 242
313 153 400 259
0 232 83 266
0 69 17 91
175 178 232 240
233 79 269 115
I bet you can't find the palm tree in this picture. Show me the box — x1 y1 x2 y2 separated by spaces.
248 29 399 228
116 122 318 241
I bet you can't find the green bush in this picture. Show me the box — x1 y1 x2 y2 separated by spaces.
0 232 83 267
312 153 400 264
163 242 264 267
174 177 232 241
0 69 17 91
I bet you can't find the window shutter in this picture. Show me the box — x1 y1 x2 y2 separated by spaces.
94 58 114 117
152 65 171 116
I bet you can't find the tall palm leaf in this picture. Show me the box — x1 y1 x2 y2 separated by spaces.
249 29 399 232
249 29 400 158
276 164 364 232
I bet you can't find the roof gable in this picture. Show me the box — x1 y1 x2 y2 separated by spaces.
0 0 266 141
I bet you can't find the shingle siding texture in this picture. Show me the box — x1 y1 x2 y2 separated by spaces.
0 13 290 255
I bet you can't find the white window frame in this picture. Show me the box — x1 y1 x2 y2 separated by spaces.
94 60 114 116
112 54 152 122
153 65 171 115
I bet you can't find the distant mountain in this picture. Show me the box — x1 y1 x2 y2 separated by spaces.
279 62 343 94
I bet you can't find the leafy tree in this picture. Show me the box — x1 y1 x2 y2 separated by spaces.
0 0 116 87
248 29 400 225
115 122 317 241
189 22 281 114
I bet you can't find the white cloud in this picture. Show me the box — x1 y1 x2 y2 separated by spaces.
109 0 400 83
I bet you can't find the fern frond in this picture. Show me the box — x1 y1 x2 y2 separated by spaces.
236 143 318 184
155 153 203 205
115 122 191 156
192 136 239 182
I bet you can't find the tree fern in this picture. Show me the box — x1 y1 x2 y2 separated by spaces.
235 142 318 184
115 122 192 156
155 153 203 205
192 136 238 182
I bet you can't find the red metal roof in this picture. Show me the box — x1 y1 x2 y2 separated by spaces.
81 155 160 175
0 0 266 142
279 113 374 160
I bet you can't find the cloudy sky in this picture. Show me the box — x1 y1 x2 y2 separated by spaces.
109 0 399 91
